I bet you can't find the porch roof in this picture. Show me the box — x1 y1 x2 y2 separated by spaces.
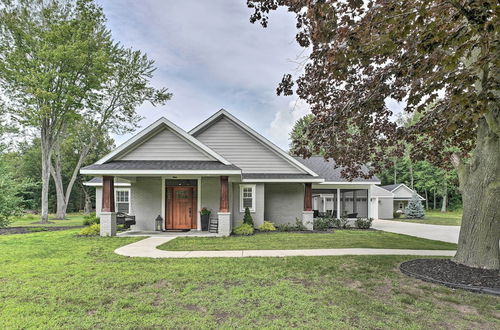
81 160 241 175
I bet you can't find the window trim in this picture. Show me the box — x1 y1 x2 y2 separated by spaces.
115 188 131 214
239 184 256 212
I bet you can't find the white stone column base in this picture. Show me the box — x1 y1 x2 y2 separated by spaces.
217 212 231 237
100 212 117 237
302 211 314 231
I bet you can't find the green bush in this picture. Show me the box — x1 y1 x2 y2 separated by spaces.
338 216 350 229
313 217 333 231
276 218 307 232
242 207 254 226
83 213 100 226
79 223 100 236
393 211 402 219
0 215 12 229
355 217 373 229
233 223 254 236
258 221 276 232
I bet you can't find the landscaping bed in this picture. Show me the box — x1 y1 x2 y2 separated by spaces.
400 259 500 296
0 226 83 235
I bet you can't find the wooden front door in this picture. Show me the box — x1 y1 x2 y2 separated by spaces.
166 186 197 229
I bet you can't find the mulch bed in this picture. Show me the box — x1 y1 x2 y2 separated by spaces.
400 259 500 296
0 226 83 235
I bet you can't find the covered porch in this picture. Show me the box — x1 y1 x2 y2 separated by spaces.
312 184 374 219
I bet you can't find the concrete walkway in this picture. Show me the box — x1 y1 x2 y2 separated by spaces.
115 236 456 259
372 219 460 243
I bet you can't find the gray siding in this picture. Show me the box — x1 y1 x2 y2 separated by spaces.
232 183 264 227
201 177 220 216
379 198 394 219
195 117 303 173
130 177 162 231
119 127 213 161
264 183 304 225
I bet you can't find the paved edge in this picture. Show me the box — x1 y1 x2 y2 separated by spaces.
114 236 457 259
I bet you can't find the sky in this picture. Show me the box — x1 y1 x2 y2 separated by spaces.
97 0 313 150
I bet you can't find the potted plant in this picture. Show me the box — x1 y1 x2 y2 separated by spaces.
200 207 211 231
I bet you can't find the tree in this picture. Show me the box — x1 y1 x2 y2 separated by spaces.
0 0 115 223
405 193 425 219
290 114 316 155
243 207 254 226
248 1 499 269
50 47 171 219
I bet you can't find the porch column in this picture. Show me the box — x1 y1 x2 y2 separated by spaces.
302 183 314 230
336 188 341 219
100 176 116 236
217 176 231 236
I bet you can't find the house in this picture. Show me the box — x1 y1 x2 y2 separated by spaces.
371 183 426 219
81 109 381 236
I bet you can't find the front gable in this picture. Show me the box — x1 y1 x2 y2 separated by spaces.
392 184 425 200
192 114 308 174
118 125 213 161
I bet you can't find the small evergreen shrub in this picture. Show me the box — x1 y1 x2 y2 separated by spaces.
83 213 100 226
355 217 373 229
242 207 254 226
405 193 425 219
313 217 333 231
79 223 100 236
258 221 276 232
393 211 402 219
233 223 254 235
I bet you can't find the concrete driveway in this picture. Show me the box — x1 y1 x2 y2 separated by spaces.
372 219 460 243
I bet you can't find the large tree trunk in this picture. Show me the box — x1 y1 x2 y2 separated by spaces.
40 127 52 224
81 183 92 214
440 182 447 213
50 141 67 219
452 118 500 270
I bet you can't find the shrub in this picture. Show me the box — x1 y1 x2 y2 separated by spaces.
83 213 100 226
276 218 307 232
200 207 211 216
0 215 12 229
393 211 402 219
355 217 373 229
79 223 100 236
242 207 254 226
313 217 333 231
233 223 254 235
258 221 276 232
338 216 350 229
405 193 425 219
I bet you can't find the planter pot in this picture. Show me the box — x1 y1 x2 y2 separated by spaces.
201 214 210 231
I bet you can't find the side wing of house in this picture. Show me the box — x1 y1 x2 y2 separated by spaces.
392 184 425 201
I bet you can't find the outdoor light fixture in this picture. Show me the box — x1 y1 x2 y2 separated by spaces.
155 215 163 231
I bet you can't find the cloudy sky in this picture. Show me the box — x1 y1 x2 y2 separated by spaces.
97 0 312 150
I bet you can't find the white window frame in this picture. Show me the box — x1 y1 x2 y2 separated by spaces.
115 188 131 214
239 184 256 212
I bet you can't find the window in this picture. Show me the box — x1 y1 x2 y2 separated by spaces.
240 184 256 212
115 189 130 214
399 202 404 209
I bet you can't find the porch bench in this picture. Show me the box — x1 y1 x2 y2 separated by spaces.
115 213 136 229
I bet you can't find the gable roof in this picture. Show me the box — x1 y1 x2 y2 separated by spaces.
371 185 395 197
294 156 380 183
380 183 425 200
95 117 231 165
189 109 318 177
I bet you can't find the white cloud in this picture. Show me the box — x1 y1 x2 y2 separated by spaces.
267 98 311 150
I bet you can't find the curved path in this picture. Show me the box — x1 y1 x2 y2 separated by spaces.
115 236 456 259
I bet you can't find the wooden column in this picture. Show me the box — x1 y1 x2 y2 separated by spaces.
102 176 115 212
304 183 312 211
219 176 229 212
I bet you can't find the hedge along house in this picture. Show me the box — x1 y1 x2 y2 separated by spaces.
81 109 380 236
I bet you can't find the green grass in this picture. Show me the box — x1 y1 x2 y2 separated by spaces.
9 213 86 227
0 230 498 329
394 210 463 226
158 231 457 251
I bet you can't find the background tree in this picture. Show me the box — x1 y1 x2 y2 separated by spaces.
248 0 499 269
50 47 171 219
0 0 115 223
405 193 425 219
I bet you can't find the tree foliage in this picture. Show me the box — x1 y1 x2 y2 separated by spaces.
405 193 425 219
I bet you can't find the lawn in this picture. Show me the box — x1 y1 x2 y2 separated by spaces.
1 231 498 329
9 213 86 227
394 210 462 226
158 231 457 251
